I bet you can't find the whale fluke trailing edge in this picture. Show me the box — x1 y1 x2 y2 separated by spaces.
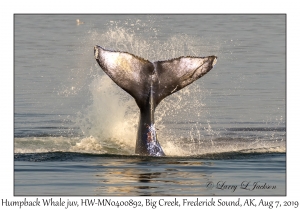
94 45 217 156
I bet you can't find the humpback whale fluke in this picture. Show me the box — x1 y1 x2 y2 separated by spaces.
94 45 217 156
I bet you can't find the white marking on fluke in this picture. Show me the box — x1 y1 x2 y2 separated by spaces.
171 85 179 93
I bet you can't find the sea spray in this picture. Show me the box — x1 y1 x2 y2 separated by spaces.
73 21 220 156
75 75 138 154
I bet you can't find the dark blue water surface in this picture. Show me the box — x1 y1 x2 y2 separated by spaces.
15 152 285 196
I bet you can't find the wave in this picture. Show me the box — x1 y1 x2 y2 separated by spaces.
14 134 285 162
14 145 285 162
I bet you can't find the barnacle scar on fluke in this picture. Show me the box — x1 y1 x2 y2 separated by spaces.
94 45 217 156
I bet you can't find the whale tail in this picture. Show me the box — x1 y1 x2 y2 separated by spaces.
94 45 217 109
94 45 217 156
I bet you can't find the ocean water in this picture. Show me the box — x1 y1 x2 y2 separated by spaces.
14 14 286 196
